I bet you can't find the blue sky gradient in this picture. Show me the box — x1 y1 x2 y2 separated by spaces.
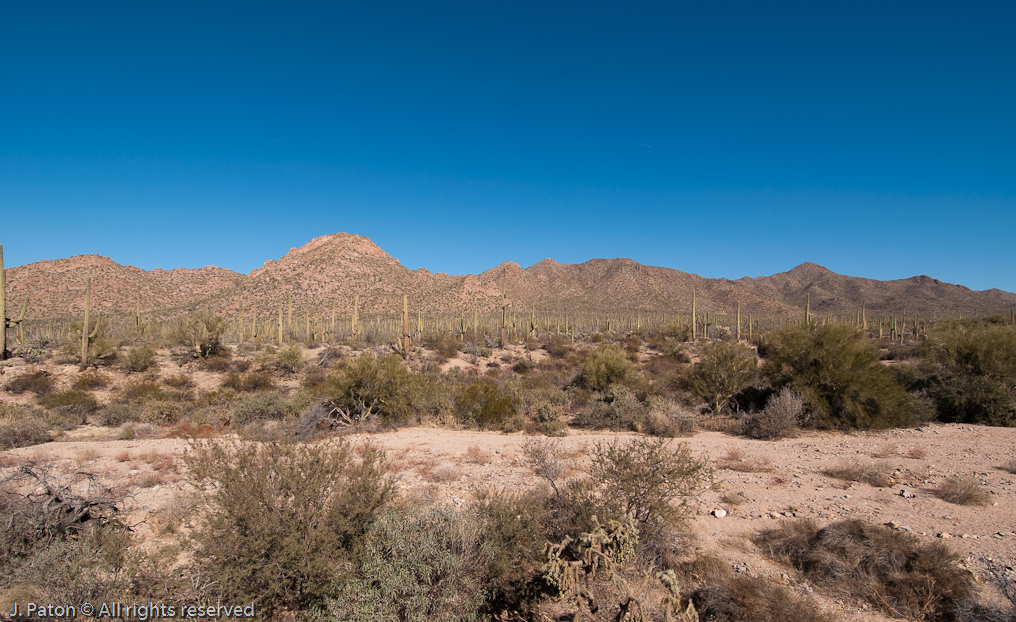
2 2 1014 290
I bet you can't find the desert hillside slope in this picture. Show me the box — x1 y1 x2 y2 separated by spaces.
5 233 1015 320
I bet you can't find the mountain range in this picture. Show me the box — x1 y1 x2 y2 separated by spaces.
4 233 1015 322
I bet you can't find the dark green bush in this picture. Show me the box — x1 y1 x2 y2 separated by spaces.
682 341 758 414
913 320 1016 426
185 438 395 616
112 379 168 404
761 322 917 429
96 403 142 427
173 313 229 358
320 354 421 426
455 380 521 430
38 390 99 413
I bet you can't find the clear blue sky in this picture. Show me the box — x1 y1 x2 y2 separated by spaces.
3 2 1014 291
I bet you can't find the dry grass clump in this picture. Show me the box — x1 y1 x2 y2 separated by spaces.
690 573 839 622
934 476 990 506
822 460 895 488
906 446 927 460
754 519 974 621
163 373 195 390
465 444 492 464
428 464 462 483
717 448 774 473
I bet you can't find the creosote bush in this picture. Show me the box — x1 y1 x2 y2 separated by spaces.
739 387 805 440
682 341 757 415
455 379 521 430
185 437 395 616
576 344 637 391
4 370 54 396
123 345 157 373
320 354 420 426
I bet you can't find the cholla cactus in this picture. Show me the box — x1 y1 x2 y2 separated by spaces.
1 244 29 360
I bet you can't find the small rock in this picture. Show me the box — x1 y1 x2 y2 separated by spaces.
899 525 914 532
711 509 727 518
938 532 952 539
899 489 916 499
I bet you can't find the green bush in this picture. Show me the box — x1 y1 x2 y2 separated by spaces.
321 354 421 425
0 403 51 448
914 320 1016 426
112 379 168 404
123 345 157 373
185 438 395 616
576 344 637 391
4 370 54 395
221 370 276 393
274 345 304 373
38 390 99 413
761 322 917 429
590 437 712 547
71 370 111 391
455 380 521 430
173 313 229 358
231 392 293 426
313 505 484 622
682 341 757 414
96 403 142 427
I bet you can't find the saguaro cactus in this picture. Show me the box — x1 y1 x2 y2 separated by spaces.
401 295 411 357
691 290 697 342
352 295 360 342
80 277 100 367
1 244 29 360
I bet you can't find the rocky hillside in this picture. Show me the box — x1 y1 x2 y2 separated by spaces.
5 233 1015 321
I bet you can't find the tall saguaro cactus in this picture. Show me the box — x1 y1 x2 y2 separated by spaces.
499 268 509 348
352 294 360 342
401 295 411 357
1 244 29 360
80 277 100 367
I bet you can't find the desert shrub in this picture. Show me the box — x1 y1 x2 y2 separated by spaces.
917 320 1016 426
422 332 460 361
934 476 991 506
754 519 974 621
199 354 232 372
122 345 157 373
231 392 293 426
139 400 187 425
571 385 646 432
590 437 712 548
643 397 698 437
682 342 758 414
4 370 54 396
761 322 918 429
96 403 143 427
185 438 395 616
690 572 838 622
0 464 157 608
173 312 229 358
163 373 194 390
71 370 111 391
221 370 275 392
543 334 573 359
739 387 805 440
111 379 168 404
472 487 552 614
274 345 304 374
38 390 98 412
659 322 692 342
0 404 50 448
576 344 637 391
320 354 420 426
521 387 567 435
455 380 521 430
823 460 895 487
312 504 484 622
